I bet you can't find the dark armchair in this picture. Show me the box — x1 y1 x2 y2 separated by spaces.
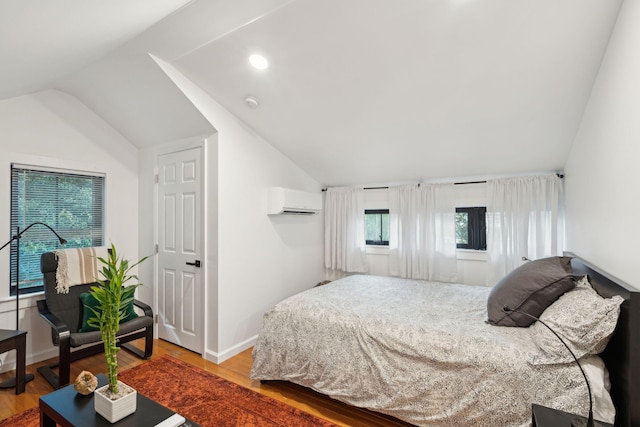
36 251 154 389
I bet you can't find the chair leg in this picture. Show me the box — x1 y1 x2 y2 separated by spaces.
121 326 154 360
38 335 71 390
37 363 61 390
144 324 153 359
57 335 71 387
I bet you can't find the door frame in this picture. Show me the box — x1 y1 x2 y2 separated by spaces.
152 136 208 354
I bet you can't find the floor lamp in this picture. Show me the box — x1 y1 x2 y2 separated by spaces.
0 222 66 389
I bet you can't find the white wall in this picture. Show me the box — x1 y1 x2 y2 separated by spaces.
150 56 325 362
362 183 489 285
564 0 640 289
0 90 140 372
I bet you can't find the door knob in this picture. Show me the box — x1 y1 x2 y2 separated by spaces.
186 260 201 268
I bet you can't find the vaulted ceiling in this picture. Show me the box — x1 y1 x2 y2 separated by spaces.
0 0 623 187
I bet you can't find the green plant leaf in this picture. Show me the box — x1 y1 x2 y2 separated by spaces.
87 242 149 393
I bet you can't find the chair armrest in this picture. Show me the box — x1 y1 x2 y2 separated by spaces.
133 299 153 317
36 299 70 337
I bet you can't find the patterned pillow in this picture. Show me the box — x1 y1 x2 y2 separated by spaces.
529 276 623 365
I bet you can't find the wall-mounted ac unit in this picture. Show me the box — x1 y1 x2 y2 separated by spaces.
268 187 322 215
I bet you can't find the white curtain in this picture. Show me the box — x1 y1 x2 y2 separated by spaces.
324 187 368 275
486 174 565 284
388 183 457 282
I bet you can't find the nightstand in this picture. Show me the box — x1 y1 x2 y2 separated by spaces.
532 404 614 427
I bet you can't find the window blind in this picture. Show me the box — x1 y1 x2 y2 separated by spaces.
10 165 105 294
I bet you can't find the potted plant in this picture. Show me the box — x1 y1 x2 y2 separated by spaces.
88 244 148 423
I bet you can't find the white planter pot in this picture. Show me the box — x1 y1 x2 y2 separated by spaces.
94 381 137 423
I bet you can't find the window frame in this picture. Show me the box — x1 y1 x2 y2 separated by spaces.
455 206 487 251
10 164 105 295
365 209 390 246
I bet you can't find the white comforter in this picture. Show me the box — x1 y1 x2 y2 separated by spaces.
250 275 615 427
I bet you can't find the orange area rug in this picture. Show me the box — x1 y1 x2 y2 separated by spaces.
0 355 338 427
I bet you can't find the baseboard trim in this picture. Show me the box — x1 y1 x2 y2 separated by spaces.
204 335 258 364
0 347 58 375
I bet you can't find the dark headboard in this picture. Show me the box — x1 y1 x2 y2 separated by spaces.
567 253 640 427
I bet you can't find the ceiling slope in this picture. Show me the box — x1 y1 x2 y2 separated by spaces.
174 0 623 186
56 52 215 147
0 0 624 186
0 0 193 100
54 0 294 147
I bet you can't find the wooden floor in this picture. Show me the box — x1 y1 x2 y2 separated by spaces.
0 338 414 426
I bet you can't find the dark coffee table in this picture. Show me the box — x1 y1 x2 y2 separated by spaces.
39 374 200 427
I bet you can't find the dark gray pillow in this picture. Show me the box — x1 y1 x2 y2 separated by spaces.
487 256 576 327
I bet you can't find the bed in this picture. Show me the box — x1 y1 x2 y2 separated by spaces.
250 254 640 426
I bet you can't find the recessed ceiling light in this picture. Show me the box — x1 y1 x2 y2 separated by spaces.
249 54 269 70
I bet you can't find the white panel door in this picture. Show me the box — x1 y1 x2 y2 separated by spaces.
157 147 203 353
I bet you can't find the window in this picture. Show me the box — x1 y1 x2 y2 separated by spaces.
365 209 389 246
10 165 105 295
455 207 486 250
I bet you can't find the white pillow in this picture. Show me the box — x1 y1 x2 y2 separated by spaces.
529 276 623 365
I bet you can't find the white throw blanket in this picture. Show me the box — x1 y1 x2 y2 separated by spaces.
53 247 109 293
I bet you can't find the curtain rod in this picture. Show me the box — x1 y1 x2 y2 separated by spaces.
453 180 486 186
453 173 564 186
322 186 388 192
321 174 564 191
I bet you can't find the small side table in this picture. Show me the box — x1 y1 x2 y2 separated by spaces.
0 329 28 395
532 404 614 427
